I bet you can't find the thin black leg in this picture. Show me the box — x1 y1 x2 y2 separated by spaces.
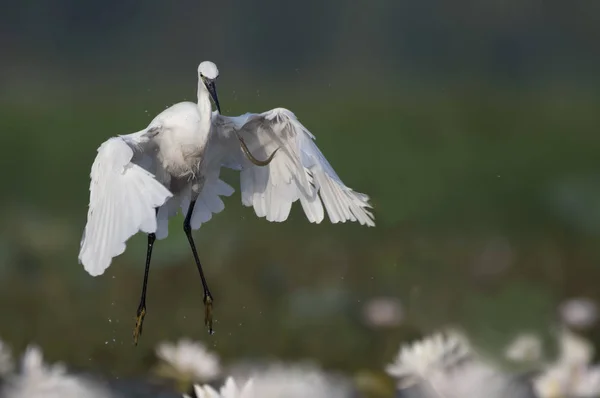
133 232 155 345
184 200 214 334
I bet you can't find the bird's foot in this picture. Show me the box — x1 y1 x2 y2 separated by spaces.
204 294 214 335
133 304 146 345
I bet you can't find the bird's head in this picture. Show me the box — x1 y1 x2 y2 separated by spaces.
198 61 221 113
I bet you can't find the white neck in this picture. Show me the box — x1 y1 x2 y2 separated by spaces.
196 80 213 130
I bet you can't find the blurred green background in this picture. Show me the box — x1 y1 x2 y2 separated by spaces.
1 0 599 382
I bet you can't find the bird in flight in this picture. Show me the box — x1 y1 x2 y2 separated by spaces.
78 61 375 345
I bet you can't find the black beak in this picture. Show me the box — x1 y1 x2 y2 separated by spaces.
204 78 221 114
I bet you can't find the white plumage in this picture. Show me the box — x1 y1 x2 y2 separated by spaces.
77 60 375 341
209 108 375 226
78 136 173 276
79 62 220 276
79 61 374 276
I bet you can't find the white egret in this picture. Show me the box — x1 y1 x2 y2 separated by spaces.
78 61 374 344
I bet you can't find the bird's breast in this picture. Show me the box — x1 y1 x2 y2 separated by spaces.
157 143 207 179
150 102 212 179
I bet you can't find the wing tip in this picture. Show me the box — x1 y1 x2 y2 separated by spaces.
79 254 109 277
85 268 106 277
266 107 296 120
328 215 376 227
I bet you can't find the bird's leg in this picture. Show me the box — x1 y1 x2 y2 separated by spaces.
133 228 157 345
183 200 215 334
234 129 280 166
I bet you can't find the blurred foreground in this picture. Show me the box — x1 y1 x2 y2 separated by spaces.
2 318 600 397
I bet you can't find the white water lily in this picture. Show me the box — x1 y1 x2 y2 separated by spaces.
155 338 221 386
424 360 528 398
385 331 471 388
534 363 572 398
228 362 351 398
0 338 13 376
533 329 600 398
1 345 110 398
559 298 598 329
533 363 600 398
361 297 404 328
572 365 600 397
557 327 594 367
505 332 543 363
184 377 254 398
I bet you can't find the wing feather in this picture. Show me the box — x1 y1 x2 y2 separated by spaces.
78 137 172 276
210 108 374 227
188 169 235 231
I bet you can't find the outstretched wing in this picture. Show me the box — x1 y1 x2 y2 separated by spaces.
209 108 374 226
78 132 172 276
